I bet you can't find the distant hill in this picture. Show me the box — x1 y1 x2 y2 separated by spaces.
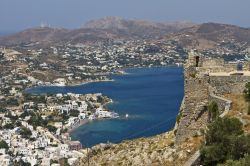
0 17 195 46
1 17 250 50
166 22 250 50
83 16 195 38
0 27 69 46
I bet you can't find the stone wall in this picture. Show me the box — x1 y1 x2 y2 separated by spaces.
175 66 210 144
209 94 232 113
175 53 250 145
209 75 250 94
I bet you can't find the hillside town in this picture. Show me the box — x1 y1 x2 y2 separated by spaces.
2 0 250 165
1 37 250 165
0 39 187 85
0 87 116 165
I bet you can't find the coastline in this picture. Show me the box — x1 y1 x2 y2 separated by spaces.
67 78 115 87
67 100 115 134
67 119 90 134
26 78 114 90
26 66 183 148
26 64 181 90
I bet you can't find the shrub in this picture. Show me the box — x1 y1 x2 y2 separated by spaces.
208 101 219 121
0 140 9 150
200 117 250 166
218 155 250 166
248 104 250 115
20 126 32 139
244 82 250 102
47 125 57 133
176 112 182 124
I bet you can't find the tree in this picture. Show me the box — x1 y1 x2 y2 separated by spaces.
20 111 30 119
205 117 243 144
244 82 250 101
69 110 80 117
200 117 249 166
218 155 250 166
15 159 31 166
15 121 22 127
3 123 14 129
47 125 57 133
248 104 250 115
20 127 32 139
27 113 48 129
0 140 9 150
208 101 219 121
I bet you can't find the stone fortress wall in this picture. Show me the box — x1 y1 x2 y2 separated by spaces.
175 50 250 144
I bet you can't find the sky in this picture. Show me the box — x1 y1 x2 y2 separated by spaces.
0 0 249 33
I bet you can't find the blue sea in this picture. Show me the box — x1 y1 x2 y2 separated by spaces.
27 67 184 147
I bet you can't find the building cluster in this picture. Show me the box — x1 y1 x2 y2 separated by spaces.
0 124 82 166
0 59 116 166
0 39 186 86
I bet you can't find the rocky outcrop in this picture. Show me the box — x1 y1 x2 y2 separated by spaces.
76 131 202 166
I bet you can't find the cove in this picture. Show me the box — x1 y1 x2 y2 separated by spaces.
26 67 184 147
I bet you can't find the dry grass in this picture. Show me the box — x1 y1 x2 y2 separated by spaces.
224 94 250 133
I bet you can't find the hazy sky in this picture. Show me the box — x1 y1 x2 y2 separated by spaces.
0 0 249 32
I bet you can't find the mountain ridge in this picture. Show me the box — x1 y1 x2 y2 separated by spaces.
1 17 250 50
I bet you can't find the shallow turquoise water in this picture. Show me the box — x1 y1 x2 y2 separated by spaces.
27 67 184 147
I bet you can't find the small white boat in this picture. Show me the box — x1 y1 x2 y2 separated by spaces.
125 114 129 118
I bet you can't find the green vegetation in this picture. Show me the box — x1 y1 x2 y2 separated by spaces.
248 104 250 115
23 93 46 103
208 101 219 121
27 112 48 129
200 117 250 166
244 83 250 115
14 159 31 166
3 123 14 129
5 111 18 121
0 107 7 113
244 82 250 102
15 121 22 127
6 98 19 106
69 110 80 117
20 126 32 139
0 140 9 150
47 125 57 133
176 112 182 124
218 155 250 166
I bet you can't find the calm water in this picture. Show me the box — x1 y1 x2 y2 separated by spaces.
27 67 184 147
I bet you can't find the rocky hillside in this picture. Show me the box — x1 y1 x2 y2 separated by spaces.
0 27 126 47
83 16 195 39
167 23 250 50
76 131 202 166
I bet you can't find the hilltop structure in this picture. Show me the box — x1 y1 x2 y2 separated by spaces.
175 50 250 144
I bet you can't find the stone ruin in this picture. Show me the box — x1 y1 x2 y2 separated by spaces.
175 50 250 144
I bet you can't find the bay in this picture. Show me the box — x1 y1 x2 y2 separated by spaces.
27 67 184 147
